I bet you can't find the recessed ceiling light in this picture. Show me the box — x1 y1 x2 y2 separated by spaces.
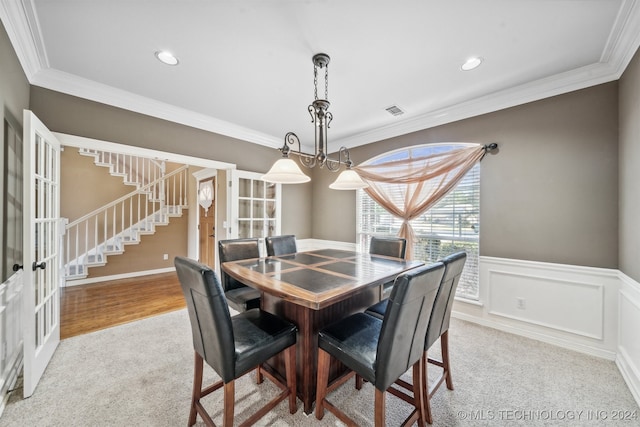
461 56 483 71
155 50 179 66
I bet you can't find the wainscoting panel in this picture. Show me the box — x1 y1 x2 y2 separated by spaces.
454 256 620 360
488 269 604 339
617 273 640 406
0 271 23 416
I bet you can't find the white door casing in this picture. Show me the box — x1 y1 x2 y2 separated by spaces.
22 111 61 397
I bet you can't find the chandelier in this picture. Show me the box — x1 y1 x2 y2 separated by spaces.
261 53 368 190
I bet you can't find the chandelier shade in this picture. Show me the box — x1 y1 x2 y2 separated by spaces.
329 169 369 190
261 53 364 190
261 158 310 184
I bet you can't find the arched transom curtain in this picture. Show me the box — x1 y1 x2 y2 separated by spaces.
354 143 490 260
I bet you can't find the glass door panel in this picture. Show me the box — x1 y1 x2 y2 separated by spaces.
229 170 281 253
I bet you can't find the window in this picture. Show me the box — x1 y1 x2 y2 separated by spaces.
357 143 480 300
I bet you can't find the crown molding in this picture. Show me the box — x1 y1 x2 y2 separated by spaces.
333 61 621 149
3 0 640 151
0 0 47 78
601 0 640 71
30 68 282 149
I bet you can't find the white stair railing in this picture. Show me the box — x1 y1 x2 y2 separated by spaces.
64 165 189 279
79 148 165 189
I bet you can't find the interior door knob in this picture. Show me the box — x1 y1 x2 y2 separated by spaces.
32 261 46 271
12 264 23 272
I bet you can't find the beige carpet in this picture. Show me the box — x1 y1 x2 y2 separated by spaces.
1 309 637 426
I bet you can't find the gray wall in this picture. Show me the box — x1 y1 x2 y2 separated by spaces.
619 47 640 282
0 24 29 125
313 82 619 269
28 87 313 239
3 16 628 272
0 21 30 282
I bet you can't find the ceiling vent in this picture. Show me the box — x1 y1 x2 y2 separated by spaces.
385 105 405 116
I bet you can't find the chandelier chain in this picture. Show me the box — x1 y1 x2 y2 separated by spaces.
325 64 329 100
269 53 365 185
313 65 318 100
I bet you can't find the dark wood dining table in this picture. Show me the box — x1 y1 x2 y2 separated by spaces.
221 248 424 413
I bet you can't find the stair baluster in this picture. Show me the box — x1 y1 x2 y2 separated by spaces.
64 164 189 280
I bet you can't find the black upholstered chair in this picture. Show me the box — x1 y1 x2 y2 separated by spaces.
369 236 407 259
365 251 467 424
174 256 298 426
369 236 408 299
218 238 261 312
315 262 445 426
265 235 297 256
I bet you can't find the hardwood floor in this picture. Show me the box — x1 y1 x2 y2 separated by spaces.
61 272 186 339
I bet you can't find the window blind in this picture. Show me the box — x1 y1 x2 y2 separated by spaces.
356 144 480 300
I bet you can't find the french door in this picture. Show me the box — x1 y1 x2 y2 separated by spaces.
22 111 61 397
228 170 281 252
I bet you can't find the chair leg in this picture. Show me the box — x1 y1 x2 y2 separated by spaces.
315 348 331 420
441 330 453 390
374 388 386 427
412 359 426 427
423 351 433 424
355 374 363 390
223 381 235 426
284 345 297 413
256 366 263 384
189 352 204 426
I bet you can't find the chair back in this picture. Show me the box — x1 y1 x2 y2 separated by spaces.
375 262 445 390
425 251 467 350
174 256 236 382
265 235 297 256
370 236 407 259
218 238 260 291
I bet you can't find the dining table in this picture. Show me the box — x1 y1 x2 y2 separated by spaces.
221 248 424 414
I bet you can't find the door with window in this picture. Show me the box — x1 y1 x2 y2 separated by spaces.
198 177 216 267
228 170 281 252
22 111 62 397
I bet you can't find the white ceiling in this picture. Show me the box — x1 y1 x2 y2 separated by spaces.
2 0 640 152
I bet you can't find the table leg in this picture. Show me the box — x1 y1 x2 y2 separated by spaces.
261 288 379 414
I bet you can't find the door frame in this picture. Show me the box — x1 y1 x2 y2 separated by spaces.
54 133 235 264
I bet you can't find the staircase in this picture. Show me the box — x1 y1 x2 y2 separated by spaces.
78 148 166 189
64 150 189 280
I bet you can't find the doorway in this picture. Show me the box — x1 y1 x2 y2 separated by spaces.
56 133 234 269
198 177 216 268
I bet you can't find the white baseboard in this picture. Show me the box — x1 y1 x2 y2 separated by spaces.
63 267 176 286
452 310 617 360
